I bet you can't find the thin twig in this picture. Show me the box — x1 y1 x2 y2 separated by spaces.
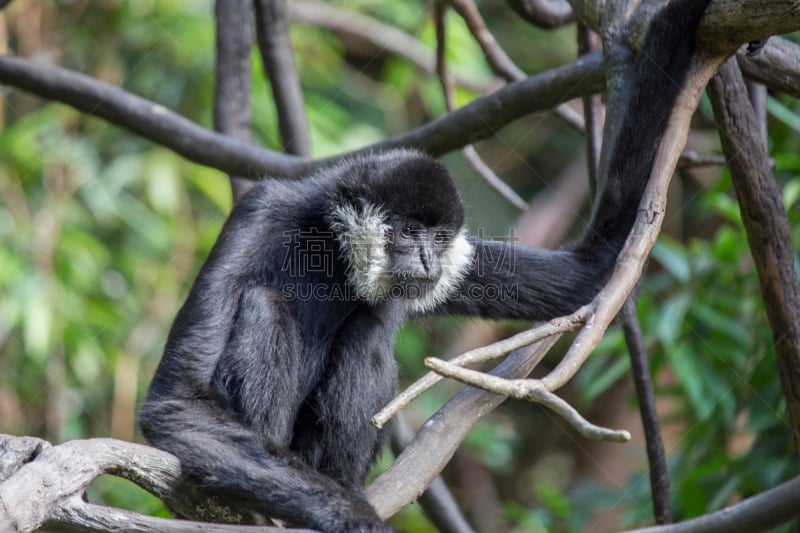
623 306 671 524
448 0 525 81
676 150 727 168
434 2 528 212
461 146 528 211
372 305 590 428
254 0 310 157
288 1 490 94
424 358 630 442
448 0 584 131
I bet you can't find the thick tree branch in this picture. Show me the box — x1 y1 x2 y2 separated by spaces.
568 0 800 51
737 37 800 96
389 415 475 533
0 435 310 533
708 57 800 452
697 0 800 54
4 433 800 533
254 0 311 157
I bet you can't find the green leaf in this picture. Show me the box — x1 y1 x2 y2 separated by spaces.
767 96 800 134
653 237 690 283
24 285 53 362
668 342 714 419
655 292 691 346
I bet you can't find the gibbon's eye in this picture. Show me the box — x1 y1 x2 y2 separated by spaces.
433 231 449 245
399 226 413 239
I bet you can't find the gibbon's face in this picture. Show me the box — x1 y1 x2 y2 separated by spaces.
385 217 453 298
329 151 474 312
330 201 473 313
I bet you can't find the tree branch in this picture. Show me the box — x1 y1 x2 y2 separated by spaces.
389 415 475 533
424 357 631 442
288 1 490 94
505 0 575 28
568 0 800 51
368 337 561 518
372 306 589 428
434 1 528 212
737 37 800 96
214 0 255 199
708 57 800 453
254 0 311 157
623 306 671 524
623 474 800 533
448 0 585 131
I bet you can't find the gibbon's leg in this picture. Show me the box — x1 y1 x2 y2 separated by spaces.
141 286 388 531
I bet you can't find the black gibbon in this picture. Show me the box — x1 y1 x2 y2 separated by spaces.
140 1 711 530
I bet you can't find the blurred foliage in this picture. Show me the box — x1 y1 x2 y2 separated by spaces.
0 1 798 532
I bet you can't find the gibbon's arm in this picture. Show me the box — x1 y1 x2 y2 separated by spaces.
437 237 609 320
438 0 711 322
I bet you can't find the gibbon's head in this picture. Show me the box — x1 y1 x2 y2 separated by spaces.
330 150 474 313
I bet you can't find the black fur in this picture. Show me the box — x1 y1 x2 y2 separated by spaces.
139 2 710 531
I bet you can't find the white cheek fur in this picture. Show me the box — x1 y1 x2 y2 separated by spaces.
330 204 474 311
330 203 392 304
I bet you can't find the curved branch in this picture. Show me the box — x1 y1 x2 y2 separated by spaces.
0 53 604 178
708 57 800 452
424 357 630 442
0 55 305 178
